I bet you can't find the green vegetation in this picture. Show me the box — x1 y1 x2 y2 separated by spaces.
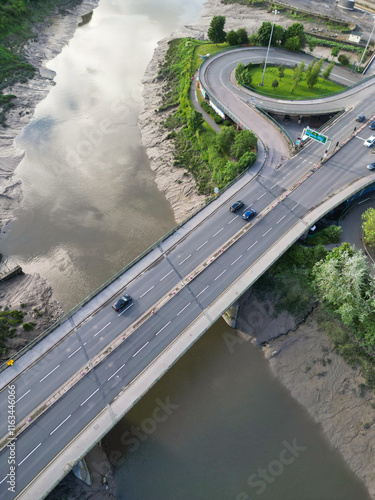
254 229 375 388
236 62 344 99
207 15 227 45
362 207 375 247
22 322 35 331
306 35 363 54
158 38 257 194
192 42 228 73
0 0 83 126
0 309 24 355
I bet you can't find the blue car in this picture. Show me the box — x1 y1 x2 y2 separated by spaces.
369 121 375 130
112 295 132 311
242 209 257 221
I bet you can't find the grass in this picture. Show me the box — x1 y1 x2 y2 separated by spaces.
192 42 229 73
242 65 344 99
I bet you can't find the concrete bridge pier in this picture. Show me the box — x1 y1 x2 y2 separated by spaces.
222 301 239 328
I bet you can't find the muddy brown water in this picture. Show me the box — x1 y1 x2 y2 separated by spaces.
1 1 372 498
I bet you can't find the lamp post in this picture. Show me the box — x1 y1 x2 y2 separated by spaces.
359 18 375 68
260 9 279 86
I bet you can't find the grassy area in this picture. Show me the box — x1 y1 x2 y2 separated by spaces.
192 42 229 73
242 65 344 99
158 38 258 195
0 309 24 357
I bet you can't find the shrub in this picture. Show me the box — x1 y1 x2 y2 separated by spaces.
338 54 350 65
22 322 35 331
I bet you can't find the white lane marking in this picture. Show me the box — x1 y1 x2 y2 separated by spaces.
197 285 209 297
243 203 253 211
107 363 126 381
276 215 286 225
18 443 42 467
247 241 258 251
179 255 191 266
15 390 31 404
68 346 82 357
358 197 370 205
80 388 100 406
291 203 299 210
302 159 306 163
212 228 224 237
0 476 7 485
177 303 191 316
119 303 134 316
262 228 272 237
133 342 149 357
231 255 243 266
50 414 72 435
94 322 111 338
257 192 266 200
140 285 154 298
295 164 301 168
156 321 171 336
40 365 60 383
284 171 291 177
196 241 208 251
271 183 278 189
228 215 239 224
215 269 227 281
160 270 173 281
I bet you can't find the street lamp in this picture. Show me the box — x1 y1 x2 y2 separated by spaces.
359 17 375 68
260 9 279 86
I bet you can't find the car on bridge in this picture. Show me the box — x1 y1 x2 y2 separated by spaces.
242 209 257 221
369 121 375 131
356 114 365 122
112 295 132 311
363 136 375 147
367 163 375 171
230 200 244 212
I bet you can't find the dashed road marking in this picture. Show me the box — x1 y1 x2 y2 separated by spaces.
80 388 99 407
50 414 72 435
156 321 171 336
212 228 224 237
262 228 272 237
231 255 242 266
133 342 149 358
247 241 258 251
107 364 126 381
40 365 60 383
214 270 227 281
177 303 191 316
18 443 41 467
94 322 111 337
160 270 173 281
276 215 286 225
140 286 154 298
196 241 208 251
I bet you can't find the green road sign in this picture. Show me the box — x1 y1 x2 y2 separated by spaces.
305 127 328 145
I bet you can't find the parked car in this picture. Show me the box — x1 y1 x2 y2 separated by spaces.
367 163 375 171
242 209 257 221
356 114 365 122
369 121 375 130
364 136 375 147
230 200 244 212
112 295 132 311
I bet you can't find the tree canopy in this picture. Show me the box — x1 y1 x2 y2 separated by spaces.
207 16 226 45
362 208 375 247
233 129 257 158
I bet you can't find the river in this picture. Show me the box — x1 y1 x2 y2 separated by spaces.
2 0 372 498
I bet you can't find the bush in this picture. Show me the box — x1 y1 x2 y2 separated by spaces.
338 54 350 65
201 101 211 113
213 114 224 124
22 322 35 331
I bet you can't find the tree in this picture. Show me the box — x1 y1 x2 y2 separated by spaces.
257 21 272 46
272 79 279 91
189 110 204 132
241 70 252 87
338 54 350 66
208 16 226 45
291 60 305 94
273 25 284 45
307 58 323 88
362 208 375 247
278 65 285 79
331 47 340 59
306 57 316 81
216 126 235 154
312 244 375 338
322 61 334 80
233 130 257 159
235 62 245 81
309 39 317 52
227 30 239 46
283 22 306 48
249 33 258 46
284 35 300 52
236 28 249 45
238 151 257 171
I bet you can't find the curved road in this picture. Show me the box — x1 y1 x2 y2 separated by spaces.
1 47 375 500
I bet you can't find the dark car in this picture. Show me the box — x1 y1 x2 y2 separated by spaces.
230 200 244 212
112 295 132 311
242 209 257 221
356 114 365 122
367 163 375 171
369 121 375 130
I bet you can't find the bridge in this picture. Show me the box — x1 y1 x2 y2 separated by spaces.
1 47 375 500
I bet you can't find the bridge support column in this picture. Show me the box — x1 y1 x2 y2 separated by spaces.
222 301 239 328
